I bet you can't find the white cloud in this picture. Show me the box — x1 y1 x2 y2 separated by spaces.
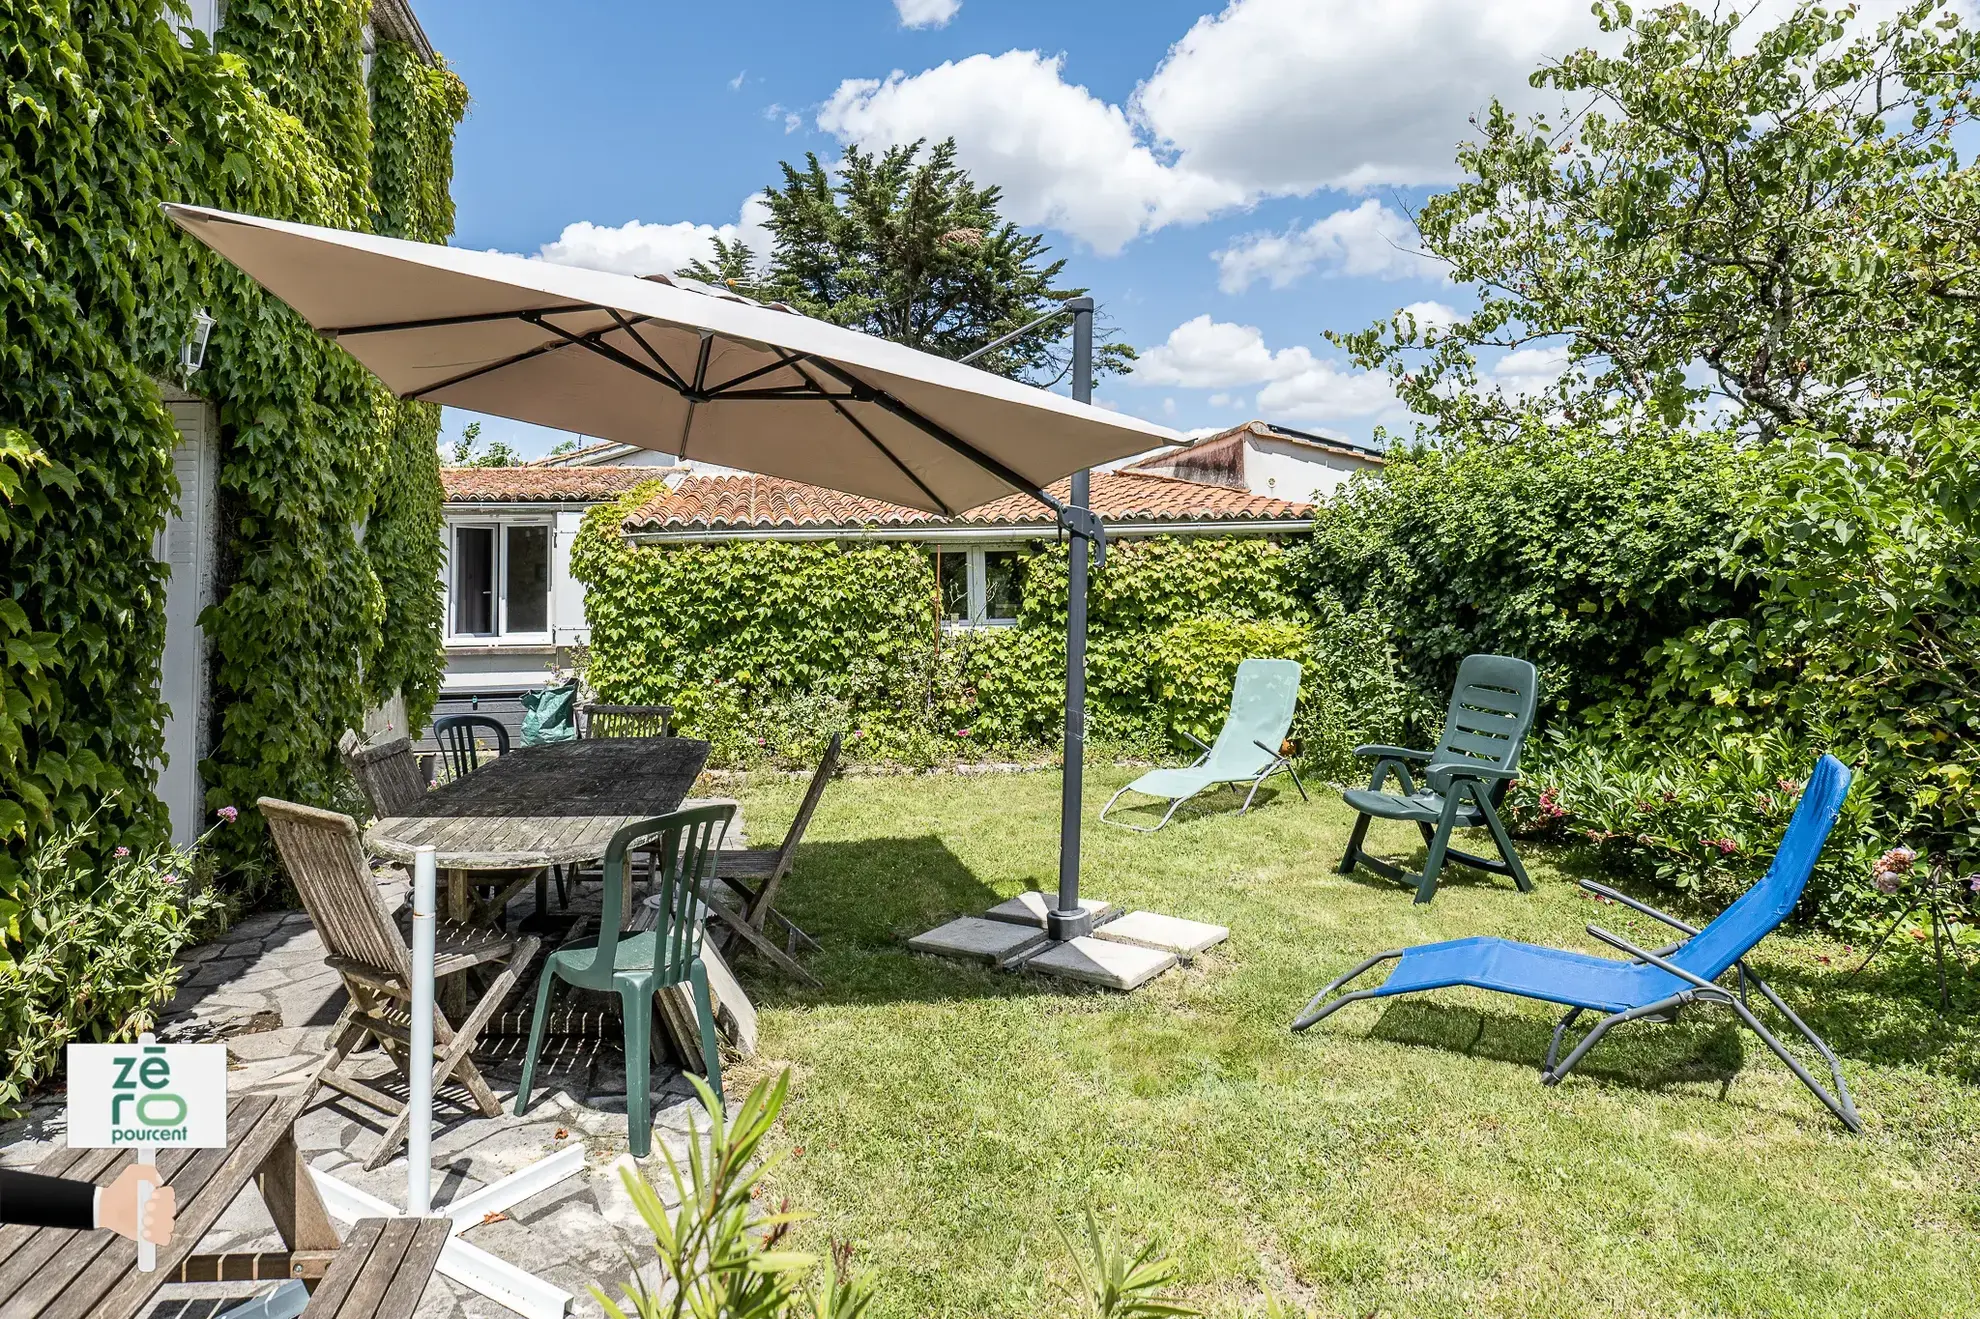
1132 0 1601 199
1489 344 1573 399
1215 199 1443 292
1131 315 1395 422
1255 361 1397 421
1398 300 1460 338
817 52 1242 254
895 0 960 28
534 195 775 276
728 70 746 91
815 0 1949 253
816 0 1604 250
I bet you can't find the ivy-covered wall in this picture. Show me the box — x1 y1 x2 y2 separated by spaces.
570 492 1417 773
1 1 466 891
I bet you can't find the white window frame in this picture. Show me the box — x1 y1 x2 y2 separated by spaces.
934 545 1021 631
444 517 555 646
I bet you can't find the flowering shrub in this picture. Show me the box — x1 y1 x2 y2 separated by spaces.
1507 724 1898 926
0 807 227 1116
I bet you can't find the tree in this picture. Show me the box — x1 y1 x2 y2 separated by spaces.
1336 1 1980 444
678 139 1134 388
446 419 524 467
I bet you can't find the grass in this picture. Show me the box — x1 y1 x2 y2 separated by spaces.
720 765 1980 1318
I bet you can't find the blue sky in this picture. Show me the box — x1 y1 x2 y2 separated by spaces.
409 0 1671 459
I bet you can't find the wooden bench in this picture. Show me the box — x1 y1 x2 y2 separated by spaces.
299 1217 449 1318
0 1079 339 1319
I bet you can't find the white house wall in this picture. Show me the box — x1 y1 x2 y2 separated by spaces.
1244 436 1378 503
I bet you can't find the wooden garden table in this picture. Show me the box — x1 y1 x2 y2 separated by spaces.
363 737 713 926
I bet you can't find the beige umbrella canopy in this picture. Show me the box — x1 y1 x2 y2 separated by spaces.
162 204 1179 516
167 201 1177 940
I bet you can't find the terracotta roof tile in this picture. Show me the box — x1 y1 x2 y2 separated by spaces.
442 466 671 503
622 470 1311 534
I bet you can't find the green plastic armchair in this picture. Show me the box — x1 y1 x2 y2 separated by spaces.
513 803 731 1157
1338 653 1537 903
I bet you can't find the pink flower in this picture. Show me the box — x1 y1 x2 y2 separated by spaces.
216 805 238 823
114 846 131 858
1777 778 1799 794
1969 876 1980 894
1874 873 1900 895
163 873 180 887
956 729 971 738
1873 846 1916 878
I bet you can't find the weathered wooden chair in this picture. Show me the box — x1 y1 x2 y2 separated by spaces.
260 797 540 1170
338 731 427 818
580 703 673 739
1337 653 1539 903
432 713 509 782
706 732 840 984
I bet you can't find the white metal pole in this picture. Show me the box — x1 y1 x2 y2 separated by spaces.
407 846 436 1215
134 1031 156 1273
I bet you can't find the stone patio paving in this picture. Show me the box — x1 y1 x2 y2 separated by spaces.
0 831 755 1319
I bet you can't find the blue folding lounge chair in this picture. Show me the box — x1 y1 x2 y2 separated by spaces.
1099 658 1306 832
1293 754 1861 1130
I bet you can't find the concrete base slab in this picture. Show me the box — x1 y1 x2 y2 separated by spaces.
983 890 1115 929
1093 911 1230 959
1027 936 1177 990
908 917 1048 967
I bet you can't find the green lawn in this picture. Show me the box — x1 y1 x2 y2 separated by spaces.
722 766 1980 1318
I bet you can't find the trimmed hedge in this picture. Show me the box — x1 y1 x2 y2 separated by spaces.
571 494 1411 776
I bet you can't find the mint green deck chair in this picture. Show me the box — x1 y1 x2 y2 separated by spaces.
1100 658 1306 832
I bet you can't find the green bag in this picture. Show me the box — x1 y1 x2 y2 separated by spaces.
520 679 579 746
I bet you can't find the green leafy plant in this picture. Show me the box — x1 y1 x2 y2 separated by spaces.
0 803 228 1115
598 1070 871 1319
1057 1211 1199 1319
574 497 1331 770
602 1069 1200 1318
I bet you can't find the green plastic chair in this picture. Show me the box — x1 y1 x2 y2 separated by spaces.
513 803 730 1156
1099 658 1307 832
1338 653 1537 903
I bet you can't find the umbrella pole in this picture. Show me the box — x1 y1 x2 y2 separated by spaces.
1048 301 1097 943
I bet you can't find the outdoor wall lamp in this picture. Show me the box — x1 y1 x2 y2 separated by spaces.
182 307 216 373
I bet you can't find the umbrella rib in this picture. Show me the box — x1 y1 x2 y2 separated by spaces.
526 313 694 398
405 338 574 402
776 353 952 516
701 356 805 397
323 305 602 337
609 312 695 395
799 356 1062 515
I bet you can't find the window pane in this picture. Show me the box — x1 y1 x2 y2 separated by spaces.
982 550 1021 620
452 527 494 635
505 525 550 634
936 550 970 621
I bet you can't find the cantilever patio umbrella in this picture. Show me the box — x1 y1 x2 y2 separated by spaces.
165 202 1181 939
